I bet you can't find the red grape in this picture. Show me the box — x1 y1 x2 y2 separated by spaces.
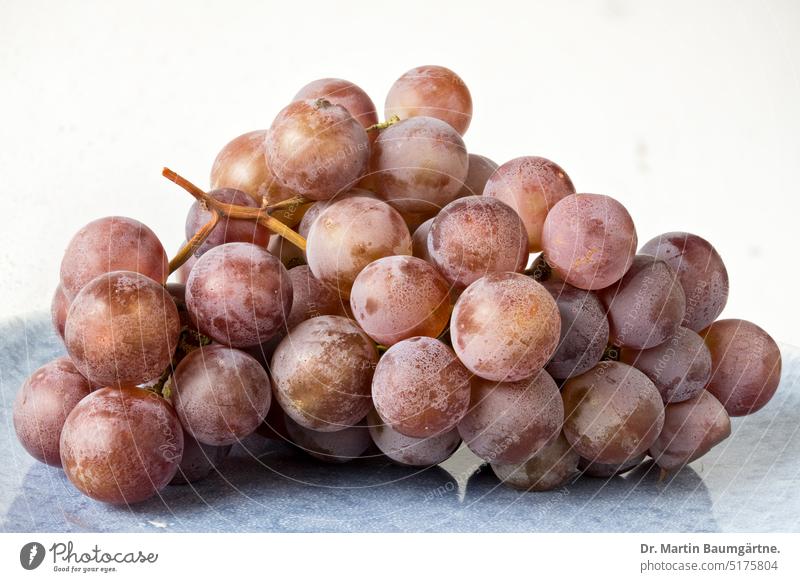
411 218 434 263
701 319 782 416
271 315 378 431
51 284 69 340
366 408 460 466
185 188 269 256
65 271 180 387
14 357 92 466
458 153 498 198
60 216 169 300
284 415 372 463
541 194 637 290
620 326 712 403
60 386 183 504
384 65 473 135
293 78 378 131
174 244 198 285
285 265 346 330
266 99 369 201
483 156 575 252
350 255 452 346
649 390 731 471
451 273 560 382
640 232 729 332
171 345 272 446
372 336 471 438
186 242 292 347
268 233 307 269
297 188 378 239
458 371 563 464
562 361 664 464
491 433 579 491
427 196 528 290
598 254 686 350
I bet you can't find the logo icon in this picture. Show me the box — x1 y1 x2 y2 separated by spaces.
20 542 45 570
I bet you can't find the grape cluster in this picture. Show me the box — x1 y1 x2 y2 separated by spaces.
18 65 783 505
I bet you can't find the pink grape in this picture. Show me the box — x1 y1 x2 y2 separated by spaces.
14 357 92 466
65 271 180 387
284 415 372 463
483 156 575 252
457 153 498 198
640 232 729 331
297 188 378 239
306 196 412 298
598 254 686 350
266 99 369 201
51 284 69 340
372 336 471 438
427 196 528 290
541 194 637 290
171 345 272 446
411 218 434 263
60 216 169 300
701 319 782 416
457 371 563 464
366 408 460 466
350 255 452 346
186 242 292 347
384 65 473 135
451 273 561 382
293 78 378 131
271 316 379 431
184 188 270 256
491 433 579 492
285 265 346 330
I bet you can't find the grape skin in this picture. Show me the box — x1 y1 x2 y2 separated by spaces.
458 371 564 464
372 336 471 438
185 188 270 256
297 188 378 239
427 196 528 290
171 345 272 446
60 386 183 504
306 196 412 299
285 265 347 330
541 280 609 379
457 153 498 198
170 431 231 485
266 99 369 201
51 284 69 341
366 408 460 466
483 156 575 252
384 65 473 135
562 361 664 464
13 357 92 466
209 129 295 204
491 433 580 492
620 326 712 403
640 232 729 332
268 234 307 270
65 271 180 387
186 242 292 347
411 218 434 263
350 255 452 346
369 116 469 215
284 415 372 463
649 390 731 471
59 216 169 300
701 319 782 416
293 78 378 131
451 273 561 382
271 316 379 432
598 254 686 350
541 194 637 290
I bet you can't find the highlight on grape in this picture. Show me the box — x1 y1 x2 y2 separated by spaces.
15 64 782 505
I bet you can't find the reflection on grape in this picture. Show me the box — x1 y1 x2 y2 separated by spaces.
427 196 528 290
372 336 471 438
294 78 378 131
285 265 346 330
51 284 69 340
620 326 711 403
266 99 369 200
14 357 92 466
60 216 169 300
186 242 292 347
350 255 451 346
649 390 731 471
701 319 782 416
384 65 473 135
640 232 729 332
65 271 180 387
451 273 560 382
458 153 498 198
185 188 269 256
60 386 183 504
366 408 460 466
562 361 664 464
598 254 686 349
170 432 230 485
285 415 372 463
458 371 563 464
271 316 378 431
491 433 579 492
542 194 637 290
483 156 575 252
172 345 272 446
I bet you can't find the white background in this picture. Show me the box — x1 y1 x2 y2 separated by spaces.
1 0 798 344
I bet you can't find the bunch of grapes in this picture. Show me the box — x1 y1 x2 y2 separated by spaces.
14 65 783 505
